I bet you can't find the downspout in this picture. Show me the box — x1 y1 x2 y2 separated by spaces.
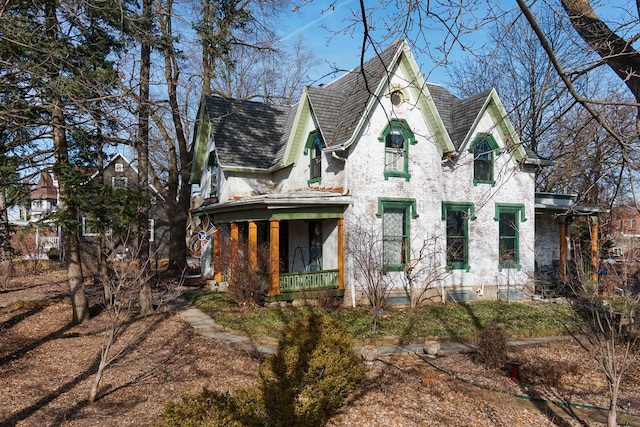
331 148 355 306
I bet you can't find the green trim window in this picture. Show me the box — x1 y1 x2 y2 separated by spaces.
469 133 499 185
442 202 474 271
304 130 323 184
494 203 526 270
377 198 418 271
207 151 219 196
378 119 416 181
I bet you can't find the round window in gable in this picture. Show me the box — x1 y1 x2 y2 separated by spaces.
390 90 404 106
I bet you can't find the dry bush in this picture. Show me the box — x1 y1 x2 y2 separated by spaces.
473 322 508 369
517 356 580 387
218 234 269 307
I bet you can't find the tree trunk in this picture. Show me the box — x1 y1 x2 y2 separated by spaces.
53 103 88 324
0 189 13 282
137 0 153 316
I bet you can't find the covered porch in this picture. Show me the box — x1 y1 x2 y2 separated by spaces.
194 192 352 301
534 193 608 295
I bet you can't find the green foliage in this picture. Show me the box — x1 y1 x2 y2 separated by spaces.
192 293 568 340
259 313 364 427
159 314 363 427
473 322 508 368
159 388 247 427
52 163 146 239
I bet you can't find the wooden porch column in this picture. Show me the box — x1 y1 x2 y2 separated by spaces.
213 226 221 282
338 217 344 290
591 216 599 283
268 219 280 296
248 221 257 272
559 218 568 283
230 222 238 260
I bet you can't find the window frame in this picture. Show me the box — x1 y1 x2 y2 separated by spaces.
378 119 416 181
494 203 526 271
469 133 499 186
111 176 128 188
304 130 324 184
377 198 418 271
82 216 99 237
442 202 475 271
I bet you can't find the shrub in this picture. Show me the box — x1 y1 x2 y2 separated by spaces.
259 313 365 427
159 314 364 427
474 322 508 369
518 357 579 387
47 247 60 260
159 388 240 427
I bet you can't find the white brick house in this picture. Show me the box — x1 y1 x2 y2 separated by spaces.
189 41 590 304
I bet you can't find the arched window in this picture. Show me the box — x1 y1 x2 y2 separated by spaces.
469 133 499 185
304 130 324 184
378 119 415 180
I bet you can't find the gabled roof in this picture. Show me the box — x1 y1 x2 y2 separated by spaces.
306 43 400 148
426 83 492 150
31 171 57 200
203 96 294 169
193 41 532 174
96 153 165 200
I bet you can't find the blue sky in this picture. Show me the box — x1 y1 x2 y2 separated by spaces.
275 1 634 91
275 0 478 88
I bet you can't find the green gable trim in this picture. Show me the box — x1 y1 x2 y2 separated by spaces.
486 90 527 163
376 197 418 219
283 93 312 166
397 50 455 156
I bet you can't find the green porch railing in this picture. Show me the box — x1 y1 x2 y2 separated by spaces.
279 269 339 293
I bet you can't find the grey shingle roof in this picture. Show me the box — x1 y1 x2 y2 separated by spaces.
426 83 491 151
204 96 293 169
307 43 401 147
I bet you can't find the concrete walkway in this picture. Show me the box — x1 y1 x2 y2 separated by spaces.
175 298 568 357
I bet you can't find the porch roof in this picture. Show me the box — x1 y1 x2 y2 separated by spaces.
534 192 609 215
192 191 353 223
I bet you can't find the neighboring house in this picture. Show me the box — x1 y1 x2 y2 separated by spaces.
605 205 640 260
8 171 61 258
79 153 170 267
189 41 602 304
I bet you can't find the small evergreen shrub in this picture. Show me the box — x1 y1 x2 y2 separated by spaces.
259 313 365 427
159 314 363 427
474 322 508 369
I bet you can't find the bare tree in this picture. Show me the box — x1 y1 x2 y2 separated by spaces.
346 214 396 311
557 242 640 427
402 235 449 308
89 238 184 404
